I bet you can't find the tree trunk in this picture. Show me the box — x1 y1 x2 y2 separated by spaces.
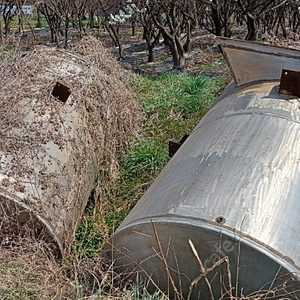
0 14 2 40
183 20 191 53
280 17 287 38
64 19 69 49
107 24 123 59
105 24 118 46
164 35 185 69
49 24 58 44
245 14 257 41
148 47 154 62
4 14 12 36
117 41 123 59
142 26 147 40
78 16 85 37
224 21 232 37
145 36 153 62
55 22 60 47
147 38 158 63
131 20 136 36
212 5 222 36
89 11 94 29
37 10 41 28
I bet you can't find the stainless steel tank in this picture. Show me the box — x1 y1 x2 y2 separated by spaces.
108 38 300 298
0 42 136 257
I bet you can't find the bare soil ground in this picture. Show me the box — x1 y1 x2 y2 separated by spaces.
108 31 229 77
1 26 230 78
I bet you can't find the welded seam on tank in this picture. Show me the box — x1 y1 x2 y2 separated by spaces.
197 109 300 133
216 80 276 100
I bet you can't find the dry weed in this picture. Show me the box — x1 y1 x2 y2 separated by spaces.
71 35 132 80
0 237 76 299
0 236 139 300
0 38 23 71
262 31 300 50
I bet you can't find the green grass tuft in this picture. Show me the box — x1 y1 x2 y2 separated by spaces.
122 140 169 177
128 283 167 300
135 72 227 116
73 207 103 259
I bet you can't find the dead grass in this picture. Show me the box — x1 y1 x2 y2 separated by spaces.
71 35 132 80
0 237 76 299
262 31 300 50
0 44 20 71
0 236 137 300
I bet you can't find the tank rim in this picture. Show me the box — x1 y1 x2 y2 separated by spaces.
0 189 63 258
112 214 300 277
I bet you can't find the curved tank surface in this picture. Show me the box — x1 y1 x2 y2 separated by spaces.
0 41 137 256
108 38 300 298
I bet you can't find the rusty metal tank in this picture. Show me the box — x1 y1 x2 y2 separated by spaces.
0 41 137 257
108 38 300 298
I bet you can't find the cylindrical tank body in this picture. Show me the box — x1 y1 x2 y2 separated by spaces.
109 51 300 297
0 41 138 256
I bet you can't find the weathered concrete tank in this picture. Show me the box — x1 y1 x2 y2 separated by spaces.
108 38 300 298
0 37 138 256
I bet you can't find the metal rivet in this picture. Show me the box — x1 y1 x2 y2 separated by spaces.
216 216 226 225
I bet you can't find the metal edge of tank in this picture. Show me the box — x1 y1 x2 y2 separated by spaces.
112 215 300 273
0 188 62 257
216 36 300 56
107 216 300 297
216 37 300 86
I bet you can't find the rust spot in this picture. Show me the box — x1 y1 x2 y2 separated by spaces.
279 69 300 98
52 80 71 102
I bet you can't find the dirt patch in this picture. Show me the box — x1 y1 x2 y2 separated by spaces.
109 32 229 76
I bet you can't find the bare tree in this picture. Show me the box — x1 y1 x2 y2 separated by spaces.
147 0 196 69
70 0 89 36
266 0 300 37
35 0 90 47
236 0 288 40
1 0 15 37
131 0 160 62
289 0 300 33
96 0 127 59
199 0 237 37
36 0 62 44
